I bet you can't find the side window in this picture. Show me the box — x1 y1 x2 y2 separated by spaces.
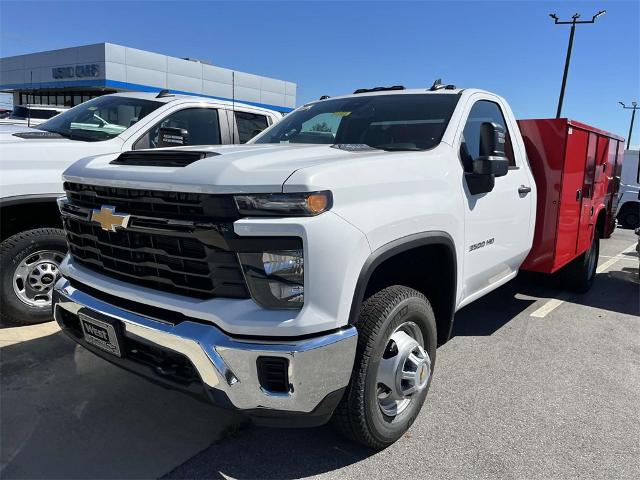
460 100 516 172
234 111 269 143
134 108 220 149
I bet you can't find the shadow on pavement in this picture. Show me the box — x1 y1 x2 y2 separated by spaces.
0 332 241 479
163 424 375 479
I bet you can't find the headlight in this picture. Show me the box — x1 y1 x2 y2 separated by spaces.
234 191 332 216
239 249 304 309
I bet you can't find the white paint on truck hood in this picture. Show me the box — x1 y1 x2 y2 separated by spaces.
63 144 386 194
0 139 122 198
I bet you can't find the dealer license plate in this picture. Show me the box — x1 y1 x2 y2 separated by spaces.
79 312 122 357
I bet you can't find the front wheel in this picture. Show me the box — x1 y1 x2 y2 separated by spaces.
332 286 437 449
0 228 67 325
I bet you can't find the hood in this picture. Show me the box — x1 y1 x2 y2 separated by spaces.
0 124 42 135
0 118 46 127
63 143 388 194
0 129 85 143
0 138 121 198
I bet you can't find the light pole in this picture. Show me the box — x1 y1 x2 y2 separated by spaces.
549 10 606 118
619 101 638 150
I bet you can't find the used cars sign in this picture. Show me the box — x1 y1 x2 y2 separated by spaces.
52 64 100 79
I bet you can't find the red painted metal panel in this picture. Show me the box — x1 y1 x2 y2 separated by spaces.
519 118 625 274
576 132 597 254
517 119 565 272
556 127 588 268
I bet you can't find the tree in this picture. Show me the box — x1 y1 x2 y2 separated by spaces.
310 121 332 132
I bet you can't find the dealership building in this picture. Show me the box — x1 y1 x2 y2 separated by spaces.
0 43 296 112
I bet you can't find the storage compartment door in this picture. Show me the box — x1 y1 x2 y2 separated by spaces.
576 132 598 254
555 127 588 268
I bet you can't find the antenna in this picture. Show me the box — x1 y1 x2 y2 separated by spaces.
232 71 235 144
28 71 33 127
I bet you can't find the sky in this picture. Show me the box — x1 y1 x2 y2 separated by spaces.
0 0 638 145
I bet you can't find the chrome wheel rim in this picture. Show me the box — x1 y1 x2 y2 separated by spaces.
12 250 64 308
376 321 431 417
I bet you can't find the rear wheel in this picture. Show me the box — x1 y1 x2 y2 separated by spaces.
618 204 640 229
0 229 66 325
560 230 599 293
331 286 437 449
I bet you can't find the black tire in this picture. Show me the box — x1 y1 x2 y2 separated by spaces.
618 204 640 229
560 231 599 293
0 228 67 326
331 285 437 449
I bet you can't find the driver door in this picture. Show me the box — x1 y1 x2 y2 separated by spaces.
459 98 534 300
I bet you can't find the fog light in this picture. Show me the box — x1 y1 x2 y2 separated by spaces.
239 248 304 309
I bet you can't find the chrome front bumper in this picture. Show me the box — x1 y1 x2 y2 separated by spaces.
53 278 357 416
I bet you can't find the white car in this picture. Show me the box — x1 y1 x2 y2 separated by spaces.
0 104 68 127
0 91 282 324
617 149 640 228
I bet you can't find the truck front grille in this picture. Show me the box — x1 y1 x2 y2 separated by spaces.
64 182 239 220
61 183 249 300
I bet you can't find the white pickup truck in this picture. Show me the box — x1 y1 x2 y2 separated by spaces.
52 84 546 448
0 92 282 325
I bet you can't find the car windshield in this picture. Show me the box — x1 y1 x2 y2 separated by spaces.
38 96 162 142
253 93 459 151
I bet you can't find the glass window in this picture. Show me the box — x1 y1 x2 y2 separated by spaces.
9 106 58 120
254 94 459 151
73 95 81 106
38 95 162 142
134 108 220 149
64 95 72 107
234 111 269 143
459 100 516 171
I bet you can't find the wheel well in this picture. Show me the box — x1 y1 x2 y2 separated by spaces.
617 201 639 215
1 200 62 241
353 240 456 346
596 208 607 238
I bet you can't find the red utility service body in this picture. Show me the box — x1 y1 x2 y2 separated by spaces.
518 118 625 274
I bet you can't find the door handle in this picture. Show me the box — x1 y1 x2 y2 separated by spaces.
576 189 582 201
518 185 531 195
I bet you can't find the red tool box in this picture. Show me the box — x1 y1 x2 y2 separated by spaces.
518 118 625 274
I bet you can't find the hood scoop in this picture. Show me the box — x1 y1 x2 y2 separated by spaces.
110 150 220 167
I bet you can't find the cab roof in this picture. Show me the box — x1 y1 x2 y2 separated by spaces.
105 91 279 113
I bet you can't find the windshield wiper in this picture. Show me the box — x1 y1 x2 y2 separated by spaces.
374 144 425 152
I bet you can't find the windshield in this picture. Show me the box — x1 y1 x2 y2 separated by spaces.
9 106 60 120
38 96 162 142
253 94 459 151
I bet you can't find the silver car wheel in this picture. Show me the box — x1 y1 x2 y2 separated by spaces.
12 250 64 308
376 321 431 417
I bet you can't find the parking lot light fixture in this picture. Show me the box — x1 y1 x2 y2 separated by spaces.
619 101 638 149
549 10 606 119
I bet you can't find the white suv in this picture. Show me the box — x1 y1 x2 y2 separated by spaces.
0 91 282 325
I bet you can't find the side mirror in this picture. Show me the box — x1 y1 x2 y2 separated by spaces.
158 127 189 147
465 122 510 195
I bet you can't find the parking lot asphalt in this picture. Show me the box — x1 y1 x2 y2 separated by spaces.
1 228 638 480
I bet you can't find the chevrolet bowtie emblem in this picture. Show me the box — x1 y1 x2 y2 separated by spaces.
91 205 131 232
